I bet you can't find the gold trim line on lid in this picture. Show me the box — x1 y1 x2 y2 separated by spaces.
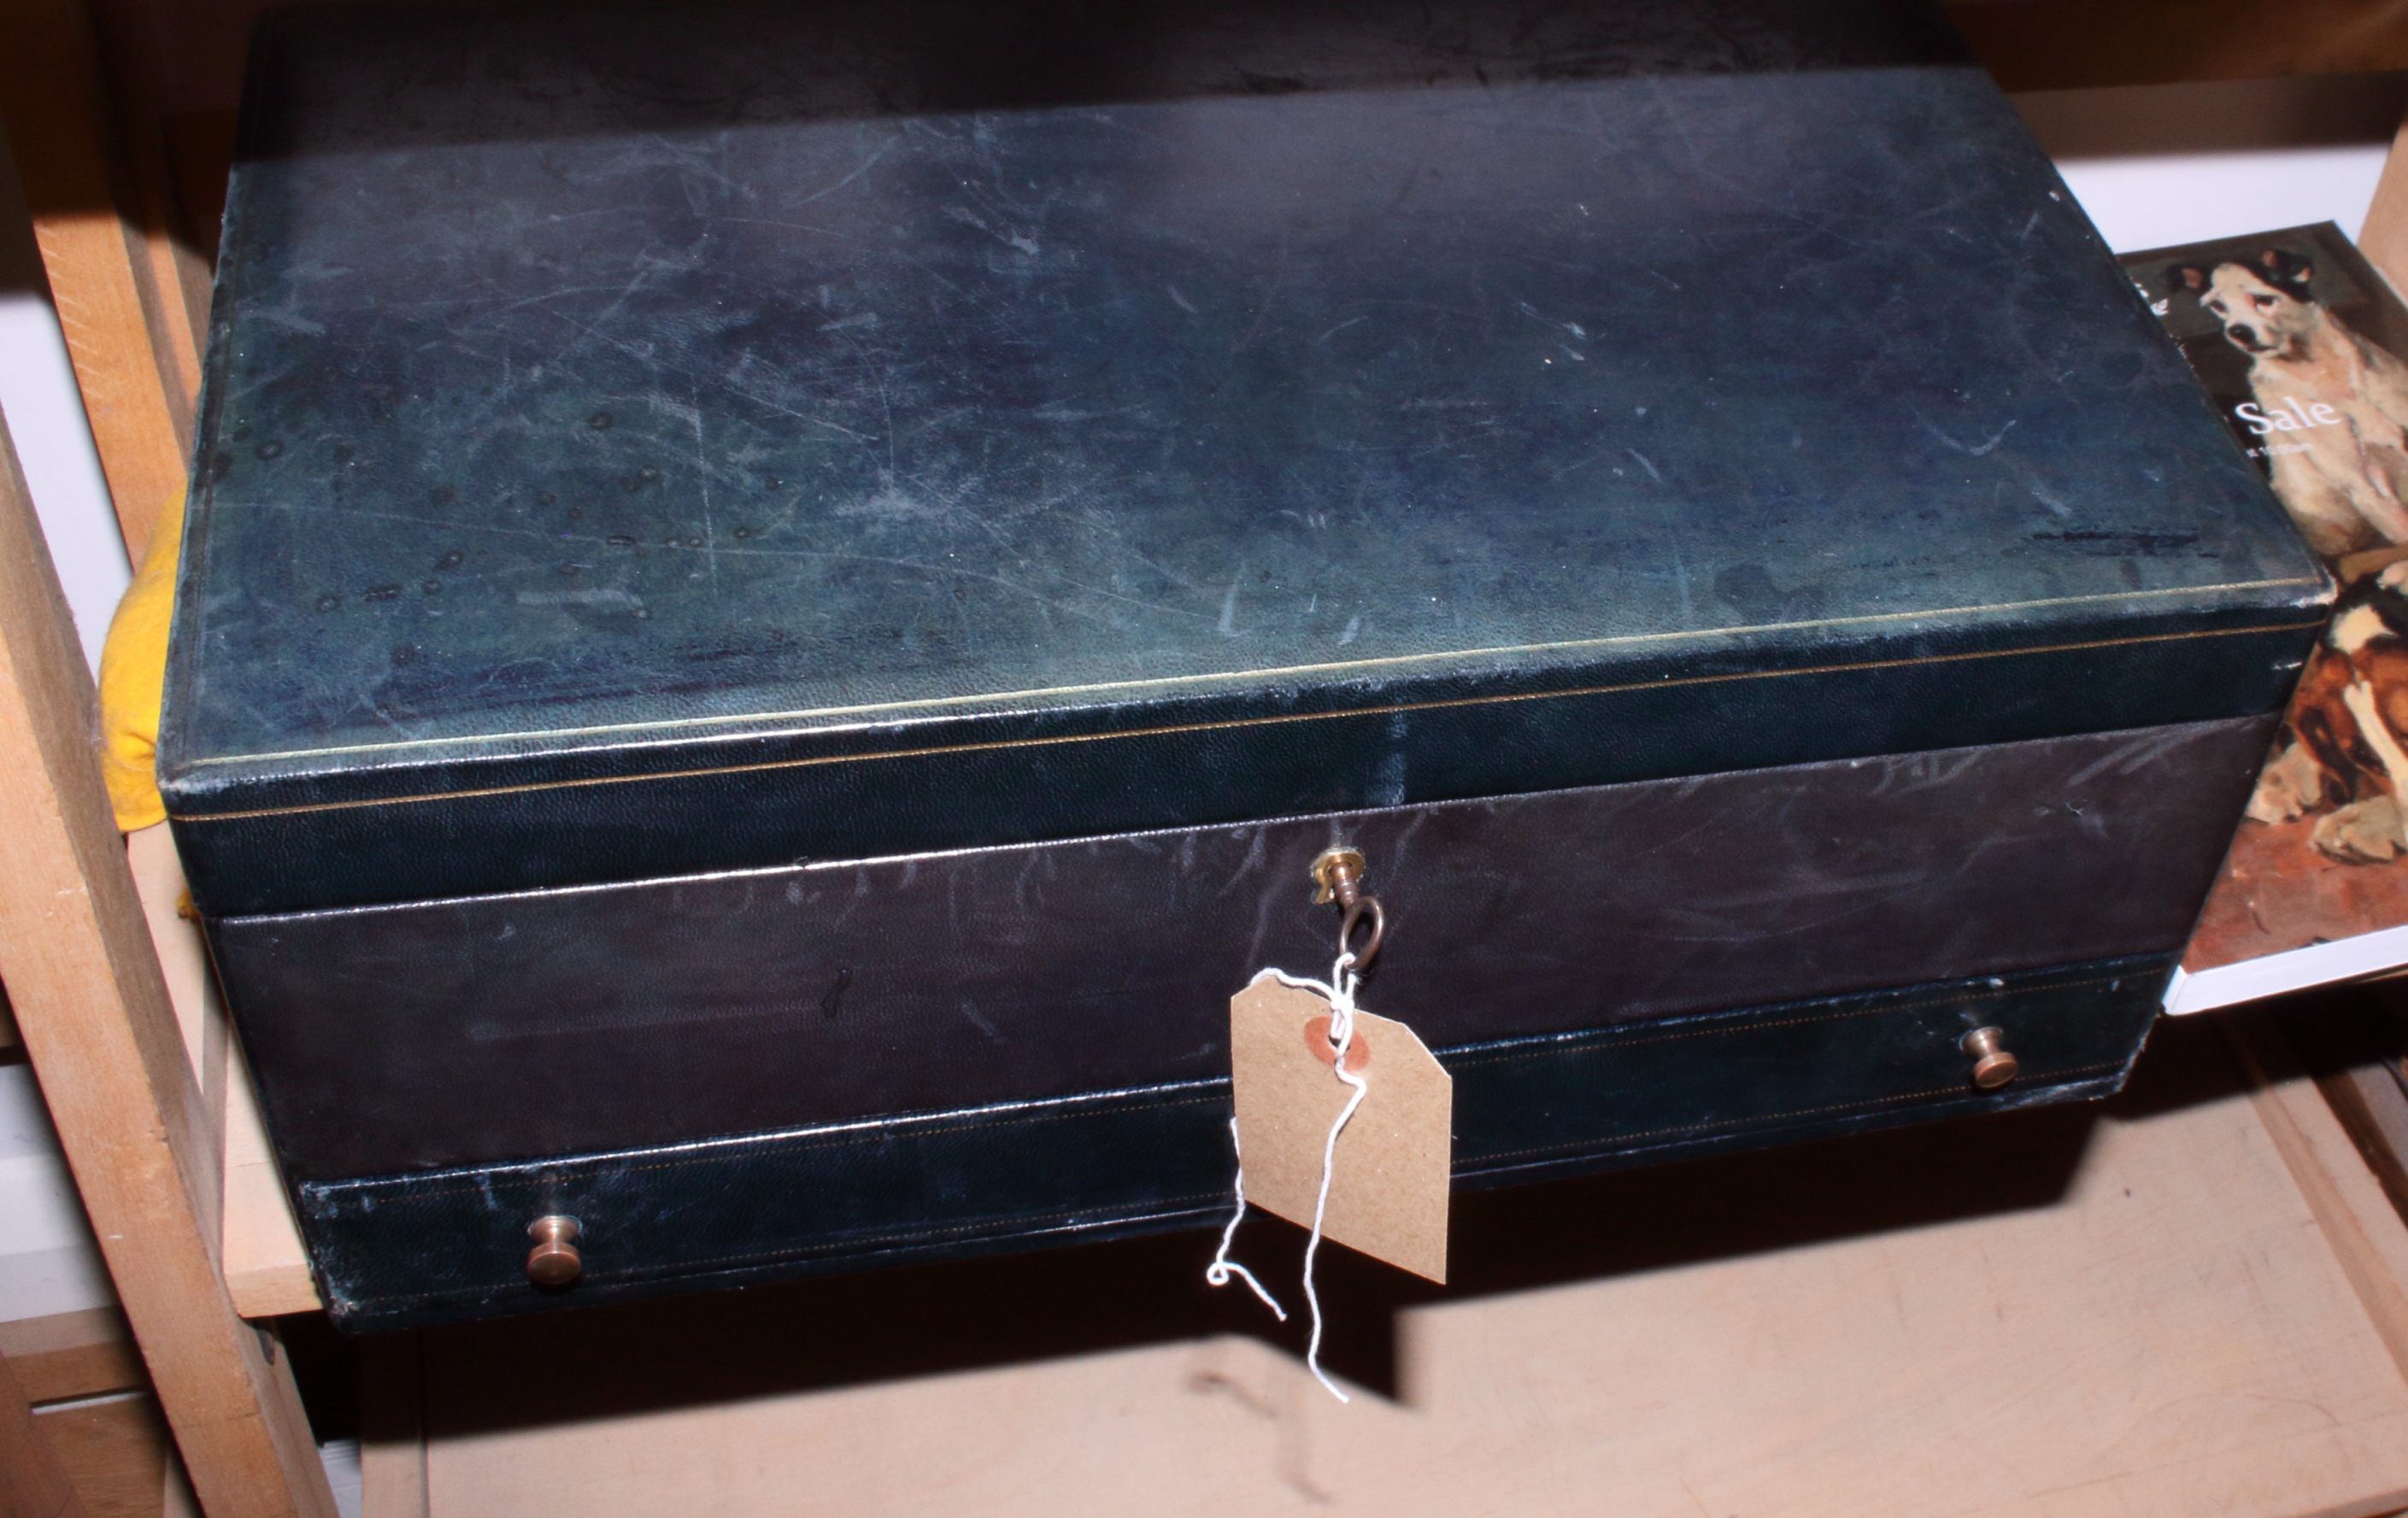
168 616 2325 823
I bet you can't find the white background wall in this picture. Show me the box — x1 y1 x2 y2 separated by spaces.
0 112 127 1326
0 119 127 674
0 70 2405 1329
2019 73 2408 252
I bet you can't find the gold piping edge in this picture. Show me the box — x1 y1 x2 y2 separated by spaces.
168 618 2324 824
176 575 2329 769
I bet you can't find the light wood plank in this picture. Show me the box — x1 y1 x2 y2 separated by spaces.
125 829 219 1267
0 0 197 562
37 1394 168 1518
0 1309 144 1405
83 0 213 387
359 1335 426 1518
2311 1056 2408 1224
0 407 330 1516
371 1022 2408 1518
1948 0 2408 92
219 1057 317 1319
0 1345 91 1518
2230 1013 2408 1388
124 824 318 1318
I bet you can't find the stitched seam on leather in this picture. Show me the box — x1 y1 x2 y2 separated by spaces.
173 620 2323 820
335 1193 1231 1305
314 1093 1231 1206
316 970 2159 1206
580 1193 1231 1282
1441 970 2144 1068
332 1059 2132 1305
1462 1058 2129 1164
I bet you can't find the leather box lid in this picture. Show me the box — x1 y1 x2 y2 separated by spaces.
159 0 2326 914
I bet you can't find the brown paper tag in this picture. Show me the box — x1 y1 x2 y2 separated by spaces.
1229 974 1452 1284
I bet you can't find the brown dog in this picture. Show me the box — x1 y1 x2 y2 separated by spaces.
2174 249 2408 558
2250 563 2408 860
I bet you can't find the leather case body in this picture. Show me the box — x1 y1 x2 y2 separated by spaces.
232 718 2270 1328
164 0 2327 1328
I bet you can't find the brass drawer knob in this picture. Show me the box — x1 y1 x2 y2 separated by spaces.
526 1215 583 1286
1961 1027 2019 1091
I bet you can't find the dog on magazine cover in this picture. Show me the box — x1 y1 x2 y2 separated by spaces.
2171 249 2408 559
2250 561 2408 860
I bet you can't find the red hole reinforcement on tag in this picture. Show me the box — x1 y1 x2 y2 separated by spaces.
1302 1014 1371 1072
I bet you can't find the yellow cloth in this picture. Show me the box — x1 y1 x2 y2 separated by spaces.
97 488 185 833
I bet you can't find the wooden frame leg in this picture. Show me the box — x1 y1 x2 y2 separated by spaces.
0 411 332 1515
0 0 202 562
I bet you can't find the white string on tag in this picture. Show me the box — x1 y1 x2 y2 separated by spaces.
1204 1117 1287 1321
1205 949 1367 1404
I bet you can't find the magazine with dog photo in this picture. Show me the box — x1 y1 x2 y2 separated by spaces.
2125 223 2408 1014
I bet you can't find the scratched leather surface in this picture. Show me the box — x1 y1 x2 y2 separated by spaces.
215 718 2268 1182
160 0 2324 916
300 954 2163 1330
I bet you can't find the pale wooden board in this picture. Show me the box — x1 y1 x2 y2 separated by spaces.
125 823 319 1318
1950 0 2408 92
0 1306 144 1404
373 1020 2408 1518
83 0 214 391
38 1393 169 1518
360 1334 426 1518
126 826 221 1261
0 1337 89 1518
0 0 196 559
219 1055 318 1318
0 407 333 1515
2234 1015 2408 1391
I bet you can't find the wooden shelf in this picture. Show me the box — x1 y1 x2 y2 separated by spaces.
119 778 2408 1518
127 826 317 1322
349 1016 2408 1518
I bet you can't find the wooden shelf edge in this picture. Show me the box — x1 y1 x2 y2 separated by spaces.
2229 1011 2408 1390
125 824 320 1321
0 1307 143 1405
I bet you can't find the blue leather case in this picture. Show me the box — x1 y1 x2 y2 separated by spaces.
164 0 2326 1328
